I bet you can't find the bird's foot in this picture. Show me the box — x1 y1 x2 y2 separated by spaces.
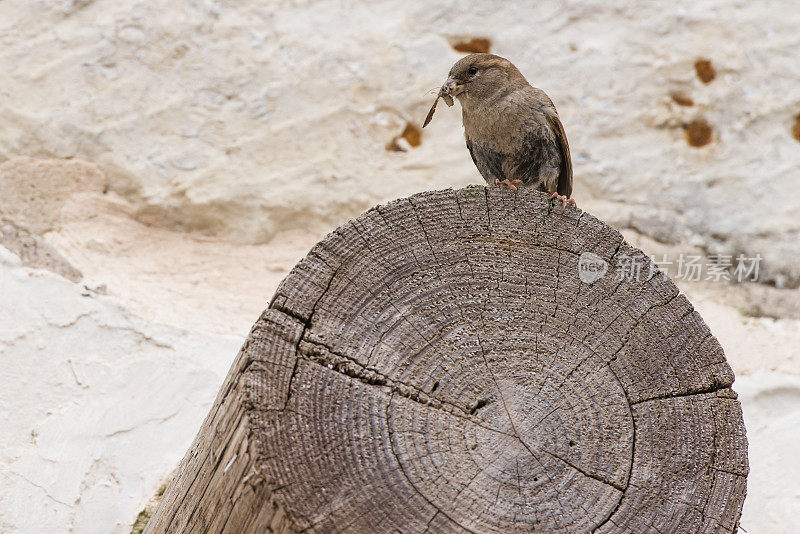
549 192 577 213
495 178 523 190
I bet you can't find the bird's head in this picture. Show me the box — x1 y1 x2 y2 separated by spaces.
441 53 528 107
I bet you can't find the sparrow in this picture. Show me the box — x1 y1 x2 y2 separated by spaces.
423 53 575 210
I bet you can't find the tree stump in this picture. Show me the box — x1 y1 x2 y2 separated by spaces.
145 187 748 534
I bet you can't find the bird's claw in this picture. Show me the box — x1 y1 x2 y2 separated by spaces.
549 192 577 213
495 178 524 191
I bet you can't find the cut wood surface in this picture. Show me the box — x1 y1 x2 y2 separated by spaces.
145 186 748 534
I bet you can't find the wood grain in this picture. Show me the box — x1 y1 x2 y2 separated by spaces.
145 186 748 534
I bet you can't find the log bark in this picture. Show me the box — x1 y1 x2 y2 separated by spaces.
145 186 748 534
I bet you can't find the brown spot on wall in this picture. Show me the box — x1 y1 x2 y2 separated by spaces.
386 122 423 152
792 116 800 143
670 93 694 107
386 139 404 152
694 58 716 84
685 119 713 147
452 38 491 54
400 123 422 147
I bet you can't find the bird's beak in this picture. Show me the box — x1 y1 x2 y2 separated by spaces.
442 76 464 98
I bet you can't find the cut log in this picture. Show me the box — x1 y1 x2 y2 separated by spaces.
145 186 748 534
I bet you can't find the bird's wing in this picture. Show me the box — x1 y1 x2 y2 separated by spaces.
465 134 480 168
466 133 505 184
546 110 573 198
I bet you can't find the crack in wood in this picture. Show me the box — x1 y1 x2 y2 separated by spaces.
630 384 733 405
542 449 626 492
297 337 515 437
280 261 343 410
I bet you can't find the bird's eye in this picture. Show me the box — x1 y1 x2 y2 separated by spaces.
468 67 478 75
